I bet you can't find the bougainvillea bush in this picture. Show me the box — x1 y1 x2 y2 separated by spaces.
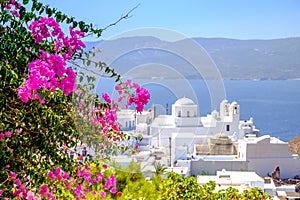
0 0 149 199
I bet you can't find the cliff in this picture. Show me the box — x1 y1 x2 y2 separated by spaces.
288 133 300 155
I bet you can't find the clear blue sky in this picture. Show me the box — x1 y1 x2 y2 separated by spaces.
40 0 300 40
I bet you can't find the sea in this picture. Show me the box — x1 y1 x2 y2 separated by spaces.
97 79 300 142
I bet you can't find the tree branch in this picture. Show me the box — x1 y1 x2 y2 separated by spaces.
68 59 121 79
101 3 140 32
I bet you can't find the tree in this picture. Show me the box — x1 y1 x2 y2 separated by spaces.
0 0 149 198
111 160 159 200
154 162 167 175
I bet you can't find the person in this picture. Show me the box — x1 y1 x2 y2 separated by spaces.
82 146 87 156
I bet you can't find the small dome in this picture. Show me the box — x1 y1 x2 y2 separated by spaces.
174 97 195 106
231 101 238 106
221 99 228 104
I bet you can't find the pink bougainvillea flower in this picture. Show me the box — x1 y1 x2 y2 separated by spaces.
39 184 49 197
15 178 21 186
48 171 56 180
99 191 106 198
9 172 17 179
102 93 111 103
17 129 22 134
62 171 69 179
17 86 31 103
55 168 61 176
130 82 140 89
5 131 12 137
84 188 89 193
113 80 150 113
102 164 108 169
123 80 131 86
18 17 87 104
6 4 12 9
110 187 116 194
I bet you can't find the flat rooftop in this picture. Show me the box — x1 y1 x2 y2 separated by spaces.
194 155 241 161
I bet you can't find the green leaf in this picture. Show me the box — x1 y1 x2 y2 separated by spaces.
36 2 42 11
86 60 91 66
78 21 85 30
67 17 74 24
60 14 67 22
72 21 78 28
55 11 62 22
23 0 29 5
31 0 37 12
39 7 45 15
38 89 46 99
46 7 53 16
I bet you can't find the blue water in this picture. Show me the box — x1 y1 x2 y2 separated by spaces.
97 79 300 142
224 80 300 141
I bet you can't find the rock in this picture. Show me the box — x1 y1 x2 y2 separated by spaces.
272 166 280 180
296 184 300 193
288 133 300 155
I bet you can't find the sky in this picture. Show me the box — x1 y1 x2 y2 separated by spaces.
39 0 300 41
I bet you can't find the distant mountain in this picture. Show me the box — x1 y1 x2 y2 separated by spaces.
84 37 300 80
194 37 300 80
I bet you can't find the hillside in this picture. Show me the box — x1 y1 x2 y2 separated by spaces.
84 37 300 80
195 37 300 80
288 133 300 155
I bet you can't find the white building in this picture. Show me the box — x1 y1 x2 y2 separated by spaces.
149 97 258 165
197 170 265 192
116 109 155 151
238 135 300 179
117 109 136 131
116 109 155 132
177 134 300 180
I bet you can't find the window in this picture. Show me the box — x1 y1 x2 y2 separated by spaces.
234 107 238 114
187 111 190 117
129 121 131 128
125 121 128 127
226 124 230 131
178 111 181 117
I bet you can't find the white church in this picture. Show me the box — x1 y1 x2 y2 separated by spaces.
148 97 259 154
115 97 260 159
